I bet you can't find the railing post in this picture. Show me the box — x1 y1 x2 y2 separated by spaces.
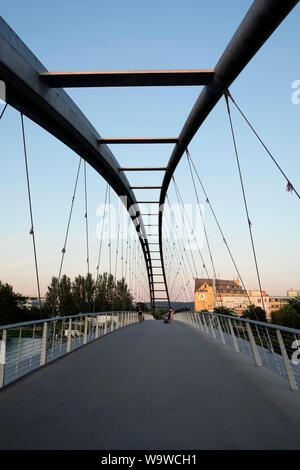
209 316 217 338
198 313 205 332
40 322 48 366
227 318 240 353
203 314 210 335
95 315 99 339
0 329 7 388
67 318 72 353
276 329 298 390
83 316 88 344
246 322 262 367
111 313 114 332
194 313 200 330
216 316 226 344
104 313 107 334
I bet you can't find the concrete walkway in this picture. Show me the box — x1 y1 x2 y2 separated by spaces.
1 319 300 449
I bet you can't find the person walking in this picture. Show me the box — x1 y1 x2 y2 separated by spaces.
138 305 143 323
169 307 174 324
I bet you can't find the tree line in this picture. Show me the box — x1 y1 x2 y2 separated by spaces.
0 273 133 325
212 298 300 329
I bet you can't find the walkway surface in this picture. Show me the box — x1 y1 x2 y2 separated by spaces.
1 319 300 450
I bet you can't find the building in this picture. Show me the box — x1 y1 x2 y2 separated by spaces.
268 296 289 312
194 278 248 314
24 297 47 309
287 288 300 297
194 278 297 320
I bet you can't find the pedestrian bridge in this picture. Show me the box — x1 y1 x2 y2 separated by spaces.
1 312 300 450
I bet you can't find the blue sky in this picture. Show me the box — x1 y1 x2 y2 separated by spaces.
0 0 299 298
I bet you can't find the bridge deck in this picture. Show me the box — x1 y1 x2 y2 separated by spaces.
1 319 300 450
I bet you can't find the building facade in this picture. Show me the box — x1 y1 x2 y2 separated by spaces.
194 278 248 314
194 279 292 320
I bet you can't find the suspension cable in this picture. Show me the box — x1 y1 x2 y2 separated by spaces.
20 113 42 312
0 103 8 120
165 195 197 300
95 183 109 282
83 161 90 275
226 89 300 199
93 182 109 313
186 150 218 284
225 93 265 313
185 149 252 307
164 195 202 306
114 198 121 280
52 158 82 316
108 186 112 310
172 176 220 307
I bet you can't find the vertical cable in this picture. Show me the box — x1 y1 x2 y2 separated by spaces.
93 182 109 313
225 93 265 312
20 113 42 312
0 104 8 120
108 186 112 310
52 158 82 316
84 160 90 275
226 90 299 199
186 149 252 307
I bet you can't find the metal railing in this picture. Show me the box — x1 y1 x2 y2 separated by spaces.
176 311 300 391
0 311 152 388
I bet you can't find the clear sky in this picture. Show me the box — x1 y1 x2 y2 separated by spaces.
0 0 299 299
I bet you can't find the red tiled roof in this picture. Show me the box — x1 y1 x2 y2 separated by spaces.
194 278 246 295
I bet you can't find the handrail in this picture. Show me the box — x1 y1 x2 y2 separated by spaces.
176 311 300 391
0 311 153 388
0 310 132 331
190 311 300 336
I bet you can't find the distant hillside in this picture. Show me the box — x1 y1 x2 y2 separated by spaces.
146 301 194 311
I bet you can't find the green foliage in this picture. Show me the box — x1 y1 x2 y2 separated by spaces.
213 306 235 316
0 271 134 326
270 297 300 329
0 281 26 324
0 281 49 325
135 302 149 312
242 305 267 322
153 308 167 320
46 272 133 316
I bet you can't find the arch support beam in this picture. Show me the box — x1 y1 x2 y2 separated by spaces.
159 0 299 296
0 17 156 312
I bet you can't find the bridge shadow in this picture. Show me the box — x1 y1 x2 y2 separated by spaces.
1 319 300 449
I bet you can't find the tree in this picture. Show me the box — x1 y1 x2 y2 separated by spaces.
0 281 26 325
270 298 300 329
72 275 87 313
213 306 235 316
137 302 149 312
45 276 59 314
58 275 74 315
94 273 108 312
45 275 74 316
242 305 267 322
